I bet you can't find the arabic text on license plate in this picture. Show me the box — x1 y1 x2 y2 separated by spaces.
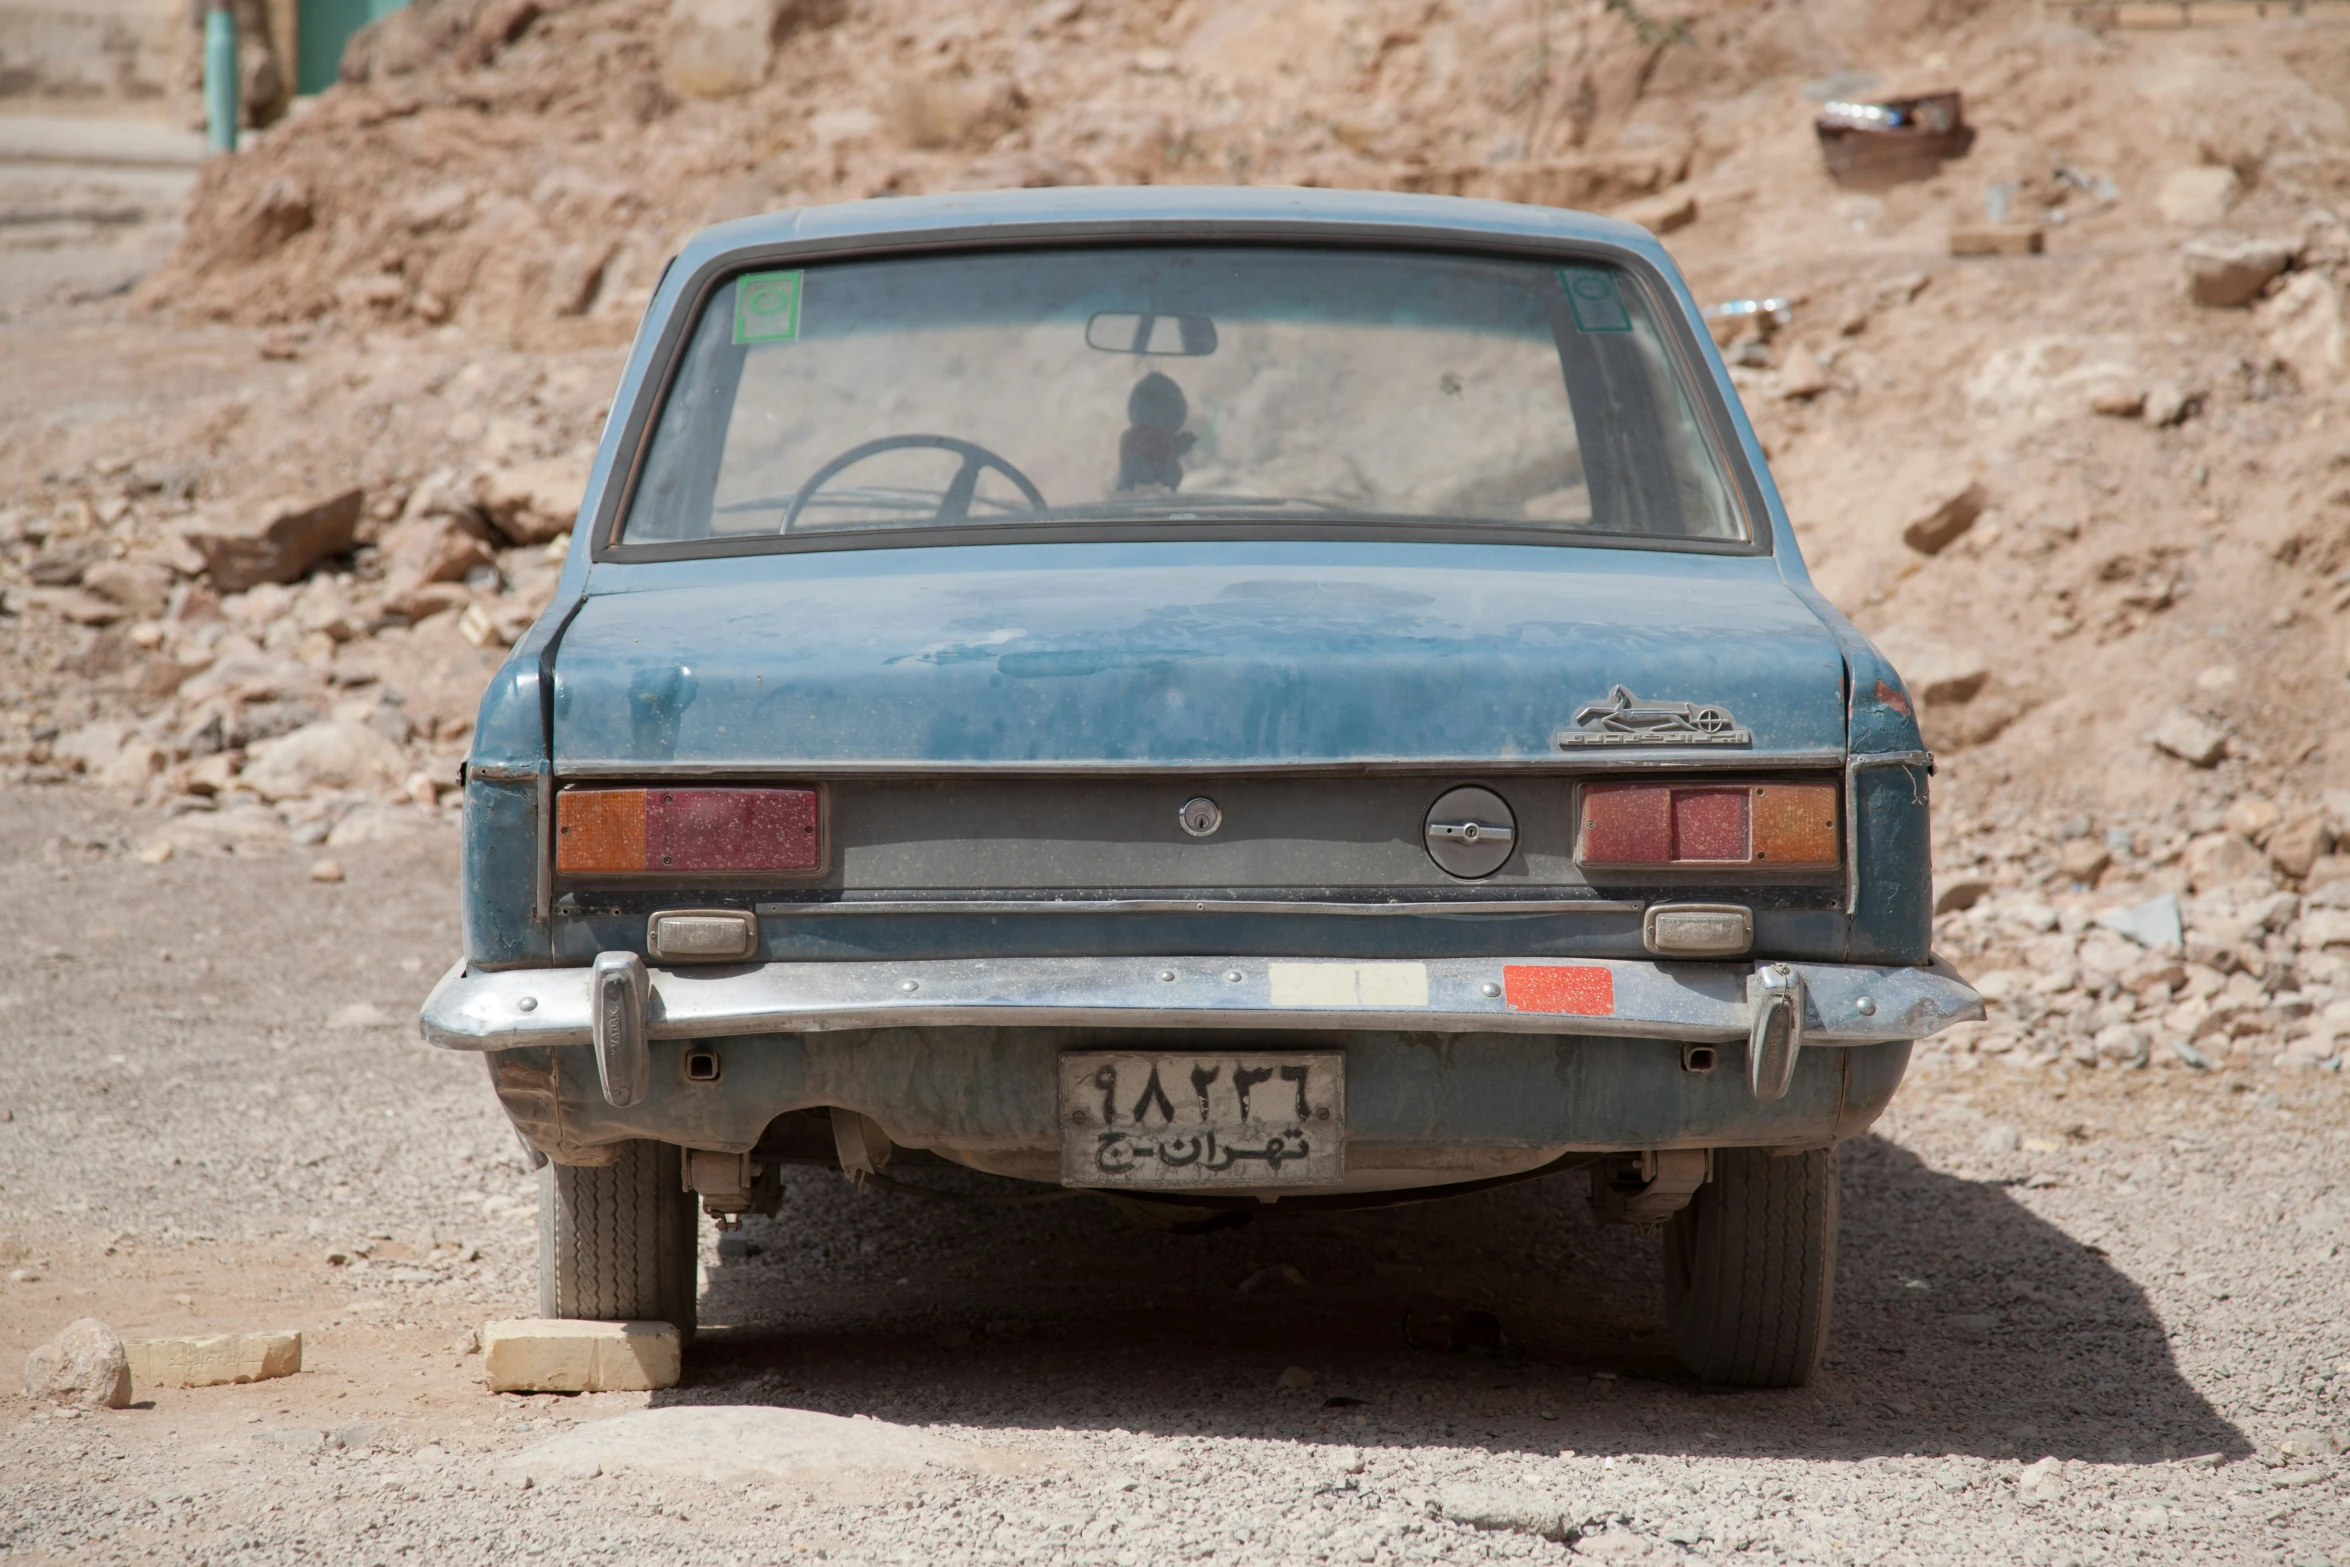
1057 1051 1344 1188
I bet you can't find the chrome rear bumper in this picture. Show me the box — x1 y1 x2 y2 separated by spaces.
418 952 1981 1054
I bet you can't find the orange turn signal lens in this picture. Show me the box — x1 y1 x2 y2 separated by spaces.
1578 781 1837 870
556 787 821 876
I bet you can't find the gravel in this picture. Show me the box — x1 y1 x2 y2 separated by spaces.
4 790 2348 1565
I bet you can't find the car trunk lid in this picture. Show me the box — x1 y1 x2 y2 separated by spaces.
550 543 1847 770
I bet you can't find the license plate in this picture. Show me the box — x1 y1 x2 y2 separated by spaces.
1058 1051 1344 1188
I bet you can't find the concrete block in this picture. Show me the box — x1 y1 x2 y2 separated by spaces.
481 1320 680 1394
126 1331 303 1388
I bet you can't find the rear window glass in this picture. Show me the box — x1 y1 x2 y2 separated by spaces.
618 246 1745 549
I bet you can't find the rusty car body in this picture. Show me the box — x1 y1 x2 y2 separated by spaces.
419 186 1979 1386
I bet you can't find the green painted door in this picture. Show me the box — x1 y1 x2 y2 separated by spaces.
297 0 408 96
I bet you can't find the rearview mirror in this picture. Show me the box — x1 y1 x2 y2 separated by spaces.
1085 311 1218 356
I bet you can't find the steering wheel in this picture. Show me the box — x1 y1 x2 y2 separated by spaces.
782 435 1048 531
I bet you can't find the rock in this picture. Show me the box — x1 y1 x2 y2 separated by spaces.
1777 344 1831 400
2225 798 2282 843
2096 894 2184 951
2157 165 2241 226
1901 482 1986 556
2299 909 2350 950
2184 833 2269 892
473 453 589 545
2089 387 2146 417
2171 1037 2217 1070
2150 708 2227 767
2180 234 2293 308
27 538 103 586
1978 1124 2021 1153
2306 854 2350 893
496 1404 1032 1491
378 513 495 591
238 720 407 802
1614 188 1696 236
483 1319 680 1393
2016 1455 2068 1501
178 490 364 592
2093 1023 2149 1067
380 581 473 622
125 1331 301 1388
49 720 130 776
23 1318 132 1409
2260 271 2346 390
2142 381 2198 427
659 0 788 99
1934 874 1993 914
222 582 296 627
1872 625 1988 704
327 1001 392 1027
36 586 131 625
1276 1364 1316 1390
1433 1484 1569 1541
309 857 345 883
293 577 364 643
2324 791 2350 835
81 560 174 618
2059 839 2112 886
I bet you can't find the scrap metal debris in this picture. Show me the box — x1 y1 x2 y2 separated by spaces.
1815 91 1976 186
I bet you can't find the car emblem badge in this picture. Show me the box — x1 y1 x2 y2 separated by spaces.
1555 685 1753 749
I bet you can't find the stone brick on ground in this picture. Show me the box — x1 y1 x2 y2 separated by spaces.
125 1331 301 1388
481 1319 680 1393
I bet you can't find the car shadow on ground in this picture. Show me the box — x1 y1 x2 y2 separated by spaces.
668 1133 2246 1465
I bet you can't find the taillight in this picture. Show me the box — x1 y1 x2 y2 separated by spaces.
556 787 821 875
1577 781 1838 869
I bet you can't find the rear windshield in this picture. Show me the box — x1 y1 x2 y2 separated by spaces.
617 246 1746 550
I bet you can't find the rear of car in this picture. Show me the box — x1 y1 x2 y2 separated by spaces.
421 188 1978 1387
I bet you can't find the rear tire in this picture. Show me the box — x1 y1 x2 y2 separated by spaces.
1663 1145 1837 1387
537 1139 699 1337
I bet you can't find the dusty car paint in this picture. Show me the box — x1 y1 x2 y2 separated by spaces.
548 544 1848 769
448 186 1951 1178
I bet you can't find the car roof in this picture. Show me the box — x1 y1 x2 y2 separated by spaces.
675 184 1665 273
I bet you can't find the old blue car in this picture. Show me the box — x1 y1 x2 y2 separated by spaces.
419 186 1979 1388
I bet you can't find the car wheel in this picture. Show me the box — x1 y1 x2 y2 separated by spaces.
537 1139 699 1338
1663 1144 1836 1388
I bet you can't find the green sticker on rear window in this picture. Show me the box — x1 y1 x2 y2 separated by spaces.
733 270 803 344
1559 268 1632 334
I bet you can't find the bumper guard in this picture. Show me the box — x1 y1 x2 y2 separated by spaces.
418 952 1981 1068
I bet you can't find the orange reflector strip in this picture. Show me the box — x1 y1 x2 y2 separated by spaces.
556 787 647 874
1504 964 1616 1016
1752 783 1839 867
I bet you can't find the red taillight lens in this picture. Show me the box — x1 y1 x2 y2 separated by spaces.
556 787 821 875
1578 781 1838 869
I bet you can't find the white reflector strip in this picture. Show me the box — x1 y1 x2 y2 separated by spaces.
1267 962 1430 1008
